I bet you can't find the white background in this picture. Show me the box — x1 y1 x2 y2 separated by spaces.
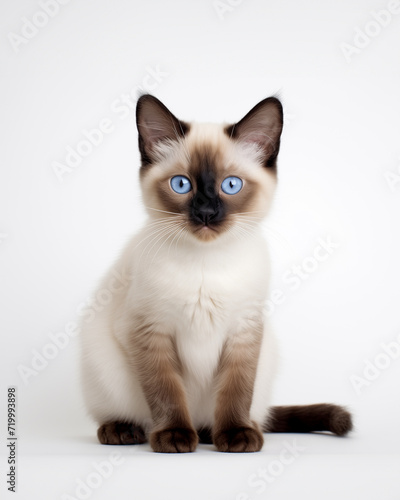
1 0 400 499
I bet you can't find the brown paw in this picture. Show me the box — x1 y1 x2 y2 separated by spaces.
214 424 264 453
329 406 353 436
97 421 147 445
150 427 198 453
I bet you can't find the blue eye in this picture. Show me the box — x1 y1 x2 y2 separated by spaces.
221 176 243 195
170 175 192 194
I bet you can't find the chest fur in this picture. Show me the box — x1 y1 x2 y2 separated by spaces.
127 234 269 383
134 249 265 331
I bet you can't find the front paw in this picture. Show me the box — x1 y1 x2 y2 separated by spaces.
97 421 146 445
214 424 264 453
150 427 199 453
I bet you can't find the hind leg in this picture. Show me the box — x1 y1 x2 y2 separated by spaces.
97 421 147 445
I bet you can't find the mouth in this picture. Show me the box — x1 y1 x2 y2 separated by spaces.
192 222 221 240
198 223 216 231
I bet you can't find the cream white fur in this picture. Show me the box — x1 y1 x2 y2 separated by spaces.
80 228 278 433
80 122 279 435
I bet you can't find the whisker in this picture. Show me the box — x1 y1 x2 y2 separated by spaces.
234 223 259 241
136 223 180 261
262 225 293 250
173 225 188 254
234 214 264 220
151 222 186 264
150 229 178 265
235 226 256 243
132 221 181 252
233 210 267 215
233 215 293 253
234 216 263 224
144 216 186 227
145 206 182 216
167 224 187 257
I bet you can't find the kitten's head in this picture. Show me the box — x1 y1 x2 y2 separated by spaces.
136 94 283 243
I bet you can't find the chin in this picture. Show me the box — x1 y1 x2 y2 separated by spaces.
189 224 226 243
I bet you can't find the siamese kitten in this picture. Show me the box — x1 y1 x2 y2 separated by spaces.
80 95 352 453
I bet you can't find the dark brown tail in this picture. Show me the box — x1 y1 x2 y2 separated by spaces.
265 404 353 437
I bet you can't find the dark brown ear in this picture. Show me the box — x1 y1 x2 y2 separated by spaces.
225 97 283 171
136 94 189 166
